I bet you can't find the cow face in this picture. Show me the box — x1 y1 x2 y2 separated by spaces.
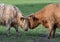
19 17 29 31
27 15 40 29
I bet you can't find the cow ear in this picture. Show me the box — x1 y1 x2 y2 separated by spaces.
20 17 25 21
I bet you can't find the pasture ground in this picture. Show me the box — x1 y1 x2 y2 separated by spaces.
0 0 60 42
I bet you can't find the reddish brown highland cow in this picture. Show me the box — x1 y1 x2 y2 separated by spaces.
27 4 60 39
0 4 29 35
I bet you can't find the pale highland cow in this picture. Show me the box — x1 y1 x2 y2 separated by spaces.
27 4 60 39
0 4 29 35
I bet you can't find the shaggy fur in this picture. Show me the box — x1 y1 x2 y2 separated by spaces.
27 4 60 39
0 4 29 35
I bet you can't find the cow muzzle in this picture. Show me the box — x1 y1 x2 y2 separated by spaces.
24 28 28 31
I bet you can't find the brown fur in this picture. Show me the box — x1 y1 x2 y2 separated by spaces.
27 4 60 39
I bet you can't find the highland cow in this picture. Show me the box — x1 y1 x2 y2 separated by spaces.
27 4 60 39
0 4 29 35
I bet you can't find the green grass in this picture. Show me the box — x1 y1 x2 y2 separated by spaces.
0 0 60 4
0 0 60 42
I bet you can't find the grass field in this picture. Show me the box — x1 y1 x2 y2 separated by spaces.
0 0 60 42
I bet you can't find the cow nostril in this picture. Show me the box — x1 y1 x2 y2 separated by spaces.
25 29 28 31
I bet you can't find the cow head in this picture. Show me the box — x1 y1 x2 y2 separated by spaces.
27 14 39 29
19 17 29 31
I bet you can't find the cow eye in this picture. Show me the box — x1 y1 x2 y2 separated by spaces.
32 16 39 21
20 17 24 21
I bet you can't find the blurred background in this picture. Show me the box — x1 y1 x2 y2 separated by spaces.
0 0 60 42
